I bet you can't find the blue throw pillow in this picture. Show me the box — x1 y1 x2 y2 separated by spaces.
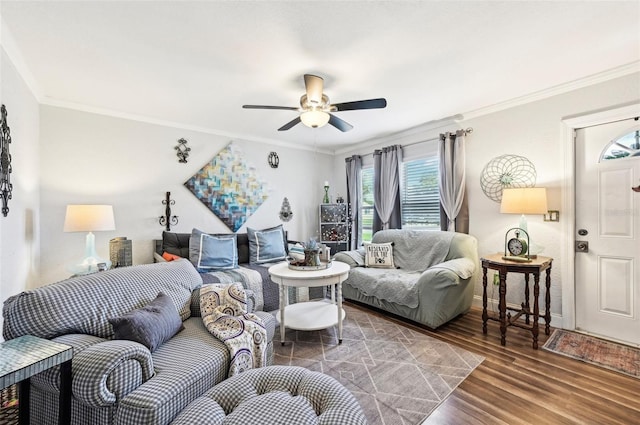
109 292 184 352
189 229 238 272
247 225 287 264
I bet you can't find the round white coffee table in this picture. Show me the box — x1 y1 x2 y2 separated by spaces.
268 261 350 345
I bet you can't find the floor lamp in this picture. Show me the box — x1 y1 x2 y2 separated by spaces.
64 204 115 275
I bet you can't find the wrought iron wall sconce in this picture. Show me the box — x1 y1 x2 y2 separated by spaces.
159 191 179 231
279 197 293 222
175 138 190 163
268 151 279 168
0 104 13 217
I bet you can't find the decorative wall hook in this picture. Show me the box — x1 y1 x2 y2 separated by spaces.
175 138 190 163
159 191 179 231
0 104 13 217
268 151 279 168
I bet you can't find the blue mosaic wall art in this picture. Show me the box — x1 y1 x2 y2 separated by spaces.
184 142 268 232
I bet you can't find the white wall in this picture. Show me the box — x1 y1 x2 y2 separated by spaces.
0 46 41 337
38 106 333 284
331 72 640 322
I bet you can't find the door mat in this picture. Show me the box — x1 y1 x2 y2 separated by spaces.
543 329 640 378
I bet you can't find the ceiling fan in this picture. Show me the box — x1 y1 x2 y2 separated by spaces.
242 74 387 132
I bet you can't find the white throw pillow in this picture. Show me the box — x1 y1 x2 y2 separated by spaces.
364 242 395 268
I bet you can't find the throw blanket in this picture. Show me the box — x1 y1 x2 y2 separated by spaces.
203 267 265 311
373 229 455 272
347 268 422 308
200 283 267 377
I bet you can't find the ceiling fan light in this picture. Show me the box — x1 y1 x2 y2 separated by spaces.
300 110 330 128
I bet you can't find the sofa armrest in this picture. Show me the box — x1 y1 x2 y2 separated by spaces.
427 258 476 279
71 340 155 407
153 252 167 263
418 260 474 292
333 249 365 268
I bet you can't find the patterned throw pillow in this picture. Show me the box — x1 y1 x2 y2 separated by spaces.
109 292 184 352
247 225 287 264
364 242 395 268
189 228 238 272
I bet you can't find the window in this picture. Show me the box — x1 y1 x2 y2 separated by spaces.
401 157 440 229
360 167 374 243
358 155 440 243
601 128 640 161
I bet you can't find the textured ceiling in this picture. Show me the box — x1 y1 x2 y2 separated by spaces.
1 1 638 151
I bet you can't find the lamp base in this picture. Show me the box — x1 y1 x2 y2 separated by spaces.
68 257 111 275
67 232 111 275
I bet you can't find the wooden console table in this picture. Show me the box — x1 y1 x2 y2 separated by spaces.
481 253 553 349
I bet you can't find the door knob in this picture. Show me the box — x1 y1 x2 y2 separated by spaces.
578 229 588 236
575 241 589 252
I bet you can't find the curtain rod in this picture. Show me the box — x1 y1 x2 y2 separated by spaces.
402 127 473 149
345 127 473 160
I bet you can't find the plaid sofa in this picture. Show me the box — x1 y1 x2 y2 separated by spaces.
2 260 275 425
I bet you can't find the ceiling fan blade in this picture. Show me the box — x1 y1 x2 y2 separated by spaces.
331 98 387 111
243 105 298 111
304 74 324 105
328 114 353 132
278 117 301 131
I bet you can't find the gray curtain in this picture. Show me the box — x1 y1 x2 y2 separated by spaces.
345 155 362 249
438 130 469 233
372 145 402 233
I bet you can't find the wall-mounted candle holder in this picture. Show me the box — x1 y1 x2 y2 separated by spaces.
175 138 190 163
159 191 178 231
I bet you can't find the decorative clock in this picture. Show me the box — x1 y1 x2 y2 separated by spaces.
503 227 532 262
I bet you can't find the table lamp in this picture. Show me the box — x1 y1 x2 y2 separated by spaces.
64 204 115 275
500 187 548 256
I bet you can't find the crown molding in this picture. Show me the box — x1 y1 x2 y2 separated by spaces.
462 61 640 121
40 97 334 155
333 114 464 156
0 15 42 102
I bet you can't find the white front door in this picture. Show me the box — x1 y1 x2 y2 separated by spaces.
575 120 640 347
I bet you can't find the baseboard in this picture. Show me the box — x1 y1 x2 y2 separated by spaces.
472 295 562 328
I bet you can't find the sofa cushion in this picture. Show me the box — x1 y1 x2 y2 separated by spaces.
109 293 184 352
345 267 422 308
162 231 191 258
247 225 287 264
363 242 395 268
189 229 238 271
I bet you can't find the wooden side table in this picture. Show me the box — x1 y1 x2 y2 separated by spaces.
0 335 73 425
481 253 553 349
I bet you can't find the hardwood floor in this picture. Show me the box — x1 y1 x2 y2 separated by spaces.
347 302 640 425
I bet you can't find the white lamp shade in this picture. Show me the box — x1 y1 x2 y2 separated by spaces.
500 188 548 214
64 205 115 232
300 110 330 128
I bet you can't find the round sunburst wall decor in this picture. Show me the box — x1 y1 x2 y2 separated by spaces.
480 154 536 203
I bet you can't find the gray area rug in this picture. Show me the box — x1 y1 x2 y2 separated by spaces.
274 303 484 425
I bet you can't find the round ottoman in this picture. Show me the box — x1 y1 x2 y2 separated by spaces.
171 365 367 425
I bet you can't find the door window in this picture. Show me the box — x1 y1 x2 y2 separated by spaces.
600 127 640 161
